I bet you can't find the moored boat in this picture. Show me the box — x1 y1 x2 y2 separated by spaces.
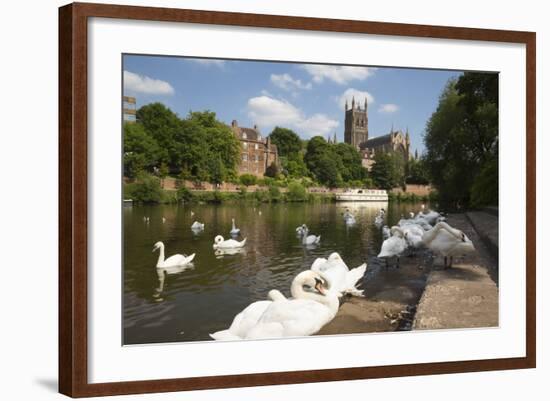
335 188 388 202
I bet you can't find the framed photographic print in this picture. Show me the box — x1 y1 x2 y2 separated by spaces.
59 2 536 397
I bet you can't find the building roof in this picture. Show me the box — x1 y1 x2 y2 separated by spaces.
361 133 393 149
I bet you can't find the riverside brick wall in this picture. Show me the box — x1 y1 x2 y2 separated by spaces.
392 184 432 196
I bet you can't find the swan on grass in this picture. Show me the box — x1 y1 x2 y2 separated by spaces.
210 270 338 340
153 241 195 269
422 222 475 268
378 226 407 269
213 235 246 250
311 252 366 297
301 225 321 246
229 218 240 236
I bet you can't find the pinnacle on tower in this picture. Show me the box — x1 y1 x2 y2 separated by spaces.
364 97 368 110
352 96 355 109
345 99 348 110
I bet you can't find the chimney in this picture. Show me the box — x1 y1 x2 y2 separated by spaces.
231 120 238 128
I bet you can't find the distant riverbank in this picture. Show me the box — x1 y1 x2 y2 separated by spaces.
124 185 436 205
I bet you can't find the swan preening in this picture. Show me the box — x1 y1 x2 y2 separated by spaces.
191 221 205 231
153 241 195 269
230 218 241 236
422 222 475 268
375 208 476 269
310 252 366 297
378 226 407 268
213 235 247 250
210 270 339 340
301 225 321 246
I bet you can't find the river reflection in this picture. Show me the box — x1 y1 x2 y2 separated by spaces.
124 201 428 344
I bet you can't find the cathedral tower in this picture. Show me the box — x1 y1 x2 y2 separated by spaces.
344 97 369 149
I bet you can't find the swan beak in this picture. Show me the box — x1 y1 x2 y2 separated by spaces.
315 281 327 296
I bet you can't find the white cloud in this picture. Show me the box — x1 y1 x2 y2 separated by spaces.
270 73 312 91
123 71 174 95
337 88 375 110
301 65 375 85
378 103 399 113
247 95 338 137
189 59 226 67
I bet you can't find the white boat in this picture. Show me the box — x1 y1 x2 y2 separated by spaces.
335 188 388 202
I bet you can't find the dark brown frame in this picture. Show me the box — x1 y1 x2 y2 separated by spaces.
59 2 536 397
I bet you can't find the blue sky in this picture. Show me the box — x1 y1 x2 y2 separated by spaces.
123 55 461 154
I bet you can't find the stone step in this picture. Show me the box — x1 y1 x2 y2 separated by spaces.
465 211 499 262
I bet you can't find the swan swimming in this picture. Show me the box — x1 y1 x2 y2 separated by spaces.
210 270 338 340
153 241 195 269
310 252 366 297
378 226 407 269
296 224 306 236
422 222 475 268
213 235 247 250
301 225 321 246
191 221 205 230
229 218 241 236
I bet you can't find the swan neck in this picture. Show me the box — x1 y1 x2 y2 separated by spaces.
290 282 339 315
157 243 165 265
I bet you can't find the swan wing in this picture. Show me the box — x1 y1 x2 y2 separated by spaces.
250 299 332 338
310 257 328 272
160 254 187 267
344 263 367 295
211 300 272 340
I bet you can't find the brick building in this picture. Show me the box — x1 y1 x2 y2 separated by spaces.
230 120 278 177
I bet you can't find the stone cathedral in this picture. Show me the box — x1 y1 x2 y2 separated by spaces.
343 96 411 170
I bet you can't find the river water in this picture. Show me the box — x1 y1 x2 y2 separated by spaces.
124 201 428 344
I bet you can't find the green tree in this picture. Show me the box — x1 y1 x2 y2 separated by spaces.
370 153 401 190
269 127 302 157
136 103 181 167
424 73 498 206
123 122 161 178
333 142 366 182
406 157 430 185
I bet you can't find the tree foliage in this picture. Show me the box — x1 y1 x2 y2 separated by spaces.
269 127 302 157
126 104 240 184
370 153 402 190
423 72 498 207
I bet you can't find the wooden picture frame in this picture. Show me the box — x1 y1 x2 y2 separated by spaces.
59 2 536 397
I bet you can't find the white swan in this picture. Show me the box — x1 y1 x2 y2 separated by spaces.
378 226 407 268
422 222 475 268
374 214 384 227
153 241 195 269
210 270 338 340
229 218 240 236
311 252 366 297
343 211 356 225
296 225 306 236
191 221 204 230
382 225 391 239
213 235 246 250
401 223 426 249
417 210 442 225
301 226 321 246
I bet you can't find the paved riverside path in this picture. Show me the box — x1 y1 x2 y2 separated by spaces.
413 213 499 330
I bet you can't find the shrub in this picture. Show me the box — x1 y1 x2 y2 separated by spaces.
470 159 498 207
177 186 193 202
287 181 307 202
268 185 282 202
130 173 162 203
240 174 257 186
212 190 223 203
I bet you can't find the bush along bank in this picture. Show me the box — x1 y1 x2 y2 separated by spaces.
125 176 334 205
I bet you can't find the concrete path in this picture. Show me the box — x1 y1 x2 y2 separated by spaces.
413 213 499 330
